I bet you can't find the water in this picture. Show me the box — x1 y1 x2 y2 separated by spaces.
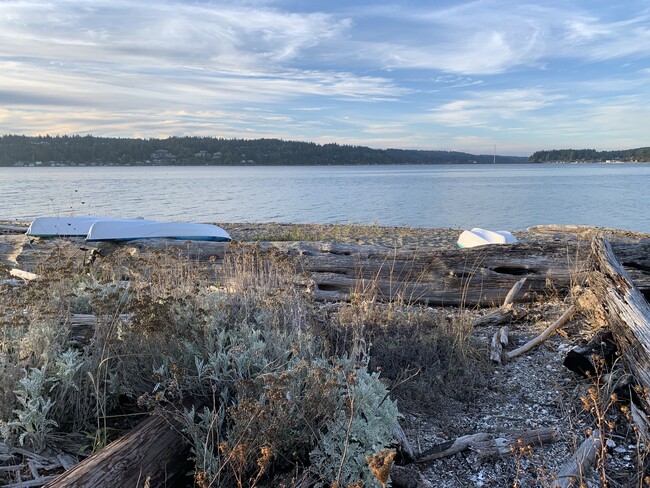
1 163 649 233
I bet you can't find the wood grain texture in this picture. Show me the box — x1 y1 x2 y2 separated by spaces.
44 414 190 487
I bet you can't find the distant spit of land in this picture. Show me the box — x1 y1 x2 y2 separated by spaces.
1 135 648 167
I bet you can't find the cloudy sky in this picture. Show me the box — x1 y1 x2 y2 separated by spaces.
1 0 649 156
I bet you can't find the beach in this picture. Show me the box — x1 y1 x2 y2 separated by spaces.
1 220 650 487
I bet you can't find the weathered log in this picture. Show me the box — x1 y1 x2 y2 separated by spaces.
475 278 528 328
417 432 491 462
44 413 190 487
504 306 575 361
392 423 416 464
294 241 592 307
587 237 650 435
0 223 28 234
470 428 557 460
490 326 509 363
416 427 556 463
609 240 650 298
552 429 602 488
66 314 131 344
95 239 229 262
562 331 617 378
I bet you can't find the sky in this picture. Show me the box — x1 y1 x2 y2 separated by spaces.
1 1 649 156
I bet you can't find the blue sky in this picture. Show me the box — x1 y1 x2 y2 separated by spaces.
1 0 649 156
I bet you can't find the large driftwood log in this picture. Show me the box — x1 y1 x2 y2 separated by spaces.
3 234 649 307
587 237 650 434
290 241 591 307
44 414 190 487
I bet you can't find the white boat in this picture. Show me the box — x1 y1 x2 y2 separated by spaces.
86 220 231 242
457 228 517 248
26 216 156 237
495 230 517 244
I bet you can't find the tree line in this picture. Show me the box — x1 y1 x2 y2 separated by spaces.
529 147 650 162
0 135 528 166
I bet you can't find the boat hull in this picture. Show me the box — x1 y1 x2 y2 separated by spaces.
457 228 517 248
26 216 156 237
86 221 231 242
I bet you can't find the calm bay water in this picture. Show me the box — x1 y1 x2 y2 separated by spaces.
1 163 649 233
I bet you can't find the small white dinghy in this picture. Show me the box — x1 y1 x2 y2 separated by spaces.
86 220 231 242
26 216 156 237
457 228 517 248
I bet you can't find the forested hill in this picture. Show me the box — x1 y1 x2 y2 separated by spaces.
529 147 650 163
0 135 528 166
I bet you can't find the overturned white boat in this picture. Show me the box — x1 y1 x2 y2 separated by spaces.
86 220 231 242
26 216 156 237
457 228 517 248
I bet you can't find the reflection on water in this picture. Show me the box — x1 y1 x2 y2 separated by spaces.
1 163 649 233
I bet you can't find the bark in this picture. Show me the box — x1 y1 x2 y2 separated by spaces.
587 237 650 436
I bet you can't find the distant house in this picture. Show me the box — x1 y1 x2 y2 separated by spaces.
151 149 176 164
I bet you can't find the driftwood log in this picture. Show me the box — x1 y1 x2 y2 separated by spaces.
44 414 190 488
416 427 557 463
477 277 528 328
277 240 591 307
552 429 602 488
586 237 650 436
4 233 650 308
562 331 617 378
504 306 575 361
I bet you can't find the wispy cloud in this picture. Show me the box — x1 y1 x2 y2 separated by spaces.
426 88 565 127
1 0 650 152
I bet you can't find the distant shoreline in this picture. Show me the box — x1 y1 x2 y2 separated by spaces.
5 160 650 168
4 161 533 168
